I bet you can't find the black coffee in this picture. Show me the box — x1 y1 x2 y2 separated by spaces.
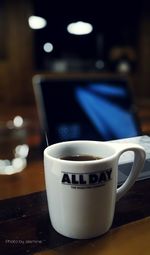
60 155 102 161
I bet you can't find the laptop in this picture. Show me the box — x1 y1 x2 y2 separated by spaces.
33 74 150 184
33 73 141 147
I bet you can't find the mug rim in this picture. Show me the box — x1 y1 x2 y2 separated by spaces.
44 140 117 165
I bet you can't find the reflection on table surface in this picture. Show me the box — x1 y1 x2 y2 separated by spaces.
0 106 44 200
34 217 150 255
0 158 44 200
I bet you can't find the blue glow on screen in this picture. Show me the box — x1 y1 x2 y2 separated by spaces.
75 86 138 140
88 83 127 97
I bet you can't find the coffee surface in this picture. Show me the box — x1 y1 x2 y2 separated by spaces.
60 155 102 161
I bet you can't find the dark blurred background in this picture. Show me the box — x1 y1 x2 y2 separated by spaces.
0 0 150 134
33 0 141 71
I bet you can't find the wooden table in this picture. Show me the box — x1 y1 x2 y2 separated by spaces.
0 153 150 255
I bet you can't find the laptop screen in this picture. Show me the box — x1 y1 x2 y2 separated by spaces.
34 76 141 145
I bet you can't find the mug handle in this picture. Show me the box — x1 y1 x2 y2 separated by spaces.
112 143 146 201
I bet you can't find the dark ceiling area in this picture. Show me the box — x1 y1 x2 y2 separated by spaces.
32 0 148 71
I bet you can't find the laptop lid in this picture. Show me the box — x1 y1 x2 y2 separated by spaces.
33 74 141 146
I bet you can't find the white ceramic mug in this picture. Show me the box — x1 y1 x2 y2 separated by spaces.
44 140 145 239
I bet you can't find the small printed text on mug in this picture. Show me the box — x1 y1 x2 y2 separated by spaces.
61 169 112 189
